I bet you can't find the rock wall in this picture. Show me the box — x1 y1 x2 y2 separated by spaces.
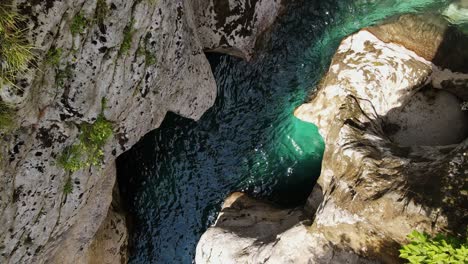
196 15 468 263
0 0 284 263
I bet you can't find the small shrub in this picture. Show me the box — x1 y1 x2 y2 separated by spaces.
0 4 34 89
45 47 62 66
58 144 84 173
58 111 113 173
79 114 113 163
70 12 88 36
400 230 467 264
118 22 134 56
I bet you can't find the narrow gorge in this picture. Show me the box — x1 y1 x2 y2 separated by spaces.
0 0 467 264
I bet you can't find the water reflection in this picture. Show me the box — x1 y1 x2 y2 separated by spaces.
117 0 460 263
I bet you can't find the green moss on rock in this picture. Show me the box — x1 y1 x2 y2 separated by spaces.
119 21 134 57
58 114 113 173
70 12 88 36
45 47 62 67
0 101 14 132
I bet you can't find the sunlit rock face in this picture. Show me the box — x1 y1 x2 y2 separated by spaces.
0 0 283 263
196 192 378 264
197 15 468 264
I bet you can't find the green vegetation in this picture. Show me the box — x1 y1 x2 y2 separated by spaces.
138 45 157 67
0 101 14 132
138 33 157 66
58 144 84 173
119 22 134 56
144 49 156 66
400 230 467 264
63 177 73 194
94 0 108 25
55 63 73 88
70 12 88 36
0 4 34 89
48 49 73 88
58 100 113 173
45 47 62 66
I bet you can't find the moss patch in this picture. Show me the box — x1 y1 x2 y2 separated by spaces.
58 98 113 172
118 21 134 57
58 113 113 173
137 33 157 66
45 47 62 66
0 101 14 132
70 12 88 36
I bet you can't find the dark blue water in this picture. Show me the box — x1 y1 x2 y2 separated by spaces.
117 1 454 263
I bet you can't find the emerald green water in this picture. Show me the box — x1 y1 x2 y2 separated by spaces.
117 1 456 263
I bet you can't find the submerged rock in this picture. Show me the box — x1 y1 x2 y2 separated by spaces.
196 15 468 263
0 0 284 263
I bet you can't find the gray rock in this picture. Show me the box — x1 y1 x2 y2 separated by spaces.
0 0 284 263
197 15 468 264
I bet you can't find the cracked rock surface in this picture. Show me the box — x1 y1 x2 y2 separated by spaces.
0 0 283 263
196 15 468 264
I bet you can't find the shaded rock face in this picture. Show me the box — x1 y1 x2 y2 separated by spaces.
0 0 283 263
385 88 468 146
196 15 468 263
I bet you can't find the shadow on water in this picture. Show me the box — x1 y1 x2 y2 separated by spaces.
117 0 456 263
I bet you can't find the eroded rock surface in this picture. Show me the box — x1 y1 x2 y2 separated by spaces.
196 15 468 263
0 0 284 263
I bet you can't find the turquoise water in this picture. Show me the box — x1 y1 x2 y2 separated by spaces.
117 1 455 263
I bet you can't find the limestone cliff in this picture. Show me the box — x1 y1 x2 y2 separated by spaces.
0 0 284 263
196 14 468 263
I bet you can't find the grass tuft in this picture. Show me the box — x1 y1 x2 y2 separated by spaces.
0 4 34 89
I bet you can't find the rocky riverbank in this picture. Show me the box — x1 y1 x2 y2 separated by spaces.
196 14 468 263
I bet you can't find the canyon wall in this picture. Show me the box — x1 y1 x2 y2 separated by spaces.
0 0 283 263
